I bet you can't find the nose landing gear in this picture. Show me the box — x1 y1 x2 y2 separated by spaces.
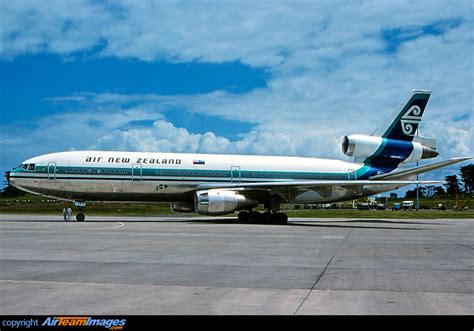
74 201 87 222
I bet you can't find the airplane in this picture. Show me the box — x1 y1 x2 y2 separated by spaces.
5 90 471 223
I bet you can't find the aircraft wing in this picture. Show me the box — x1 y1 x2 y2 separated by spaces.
194 179 442 202
369 157 472 180
195 179 442 192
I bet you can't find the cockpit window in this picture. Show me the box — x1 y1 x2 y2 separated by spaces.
20 163 36 171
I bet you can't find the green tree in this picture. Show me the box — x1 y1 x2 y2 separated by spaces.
404 188 417 198
434 186 446 197
444 175 461 196
459 163 473 194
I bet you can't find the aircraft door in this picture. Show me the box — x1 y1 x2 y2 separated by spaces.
47 162 56 180
132 164 142 181
231 166 241 183
348 169 357 180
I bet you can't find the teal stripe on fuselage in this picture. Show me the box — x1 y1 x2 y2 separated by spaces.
14 165 352 181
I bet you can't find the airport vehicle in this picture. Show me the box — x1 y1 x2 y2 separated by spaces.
6 90 471 223
403 200 415 210
392 203 401 211
376 203 387 210
356 202 370 210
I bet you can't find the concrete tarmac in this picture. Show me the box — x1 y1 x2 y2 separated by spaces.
0 214 472 315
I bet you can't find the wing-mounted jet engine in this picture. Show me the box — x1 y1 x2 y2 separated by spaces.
195 190 258 215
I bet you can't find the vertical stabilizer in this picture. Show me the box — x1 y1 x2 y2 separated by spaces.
372 90 431 141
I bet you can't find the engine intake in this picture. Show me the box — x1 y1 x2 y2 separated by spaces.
195 190 258 215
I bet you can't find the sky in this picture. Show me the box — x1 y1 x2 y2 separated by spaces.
1 0 473 194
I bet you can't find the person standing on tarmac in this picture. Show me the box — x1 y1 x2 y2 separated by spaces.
66 207 73 221
63 207 67 221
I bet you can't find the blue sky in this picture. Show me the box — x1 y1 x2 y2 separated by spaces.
1 54 264 134
1 1 472 194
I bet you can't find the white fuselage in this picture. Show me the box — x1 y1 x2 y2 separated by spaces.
9 151 404 205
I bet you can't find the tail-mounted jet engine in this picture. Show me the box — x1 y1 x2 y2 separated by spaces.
195 190 258 215
342 134 438 163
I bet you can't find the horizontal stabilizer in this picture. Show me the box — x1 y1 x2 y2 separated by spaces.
413 135 437 149
369 157 472 180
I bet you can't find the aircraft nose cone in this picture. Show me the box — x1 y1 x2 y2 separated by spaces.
4 171 11 184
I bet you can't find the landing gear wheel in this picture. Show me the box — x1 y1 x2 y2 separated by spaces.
262 211 272 222
76 213 85 222
250 211 263 223
273 212 288 224
237 211 250 223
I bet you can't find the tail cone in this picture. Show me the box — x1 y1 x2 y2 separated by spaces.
421 146 439 159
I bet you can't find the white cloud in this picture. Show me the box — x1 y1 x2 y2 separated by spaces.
91 120 230 154
2 1 472 63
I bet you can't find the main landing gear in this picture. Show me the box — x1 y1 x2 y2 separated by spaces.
237 210 288 224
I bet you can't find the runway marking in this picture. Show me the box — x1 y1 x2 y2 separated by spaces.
114 222 125 229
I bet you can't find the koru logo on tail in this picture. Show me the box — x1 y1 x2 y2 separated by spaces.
401 105 422 136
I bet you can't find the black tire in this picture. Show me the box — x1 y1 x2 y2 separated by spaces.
249 211 263 223
262 211 272 222
76 213 85 222
237 211 250 223
275 213 288 224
